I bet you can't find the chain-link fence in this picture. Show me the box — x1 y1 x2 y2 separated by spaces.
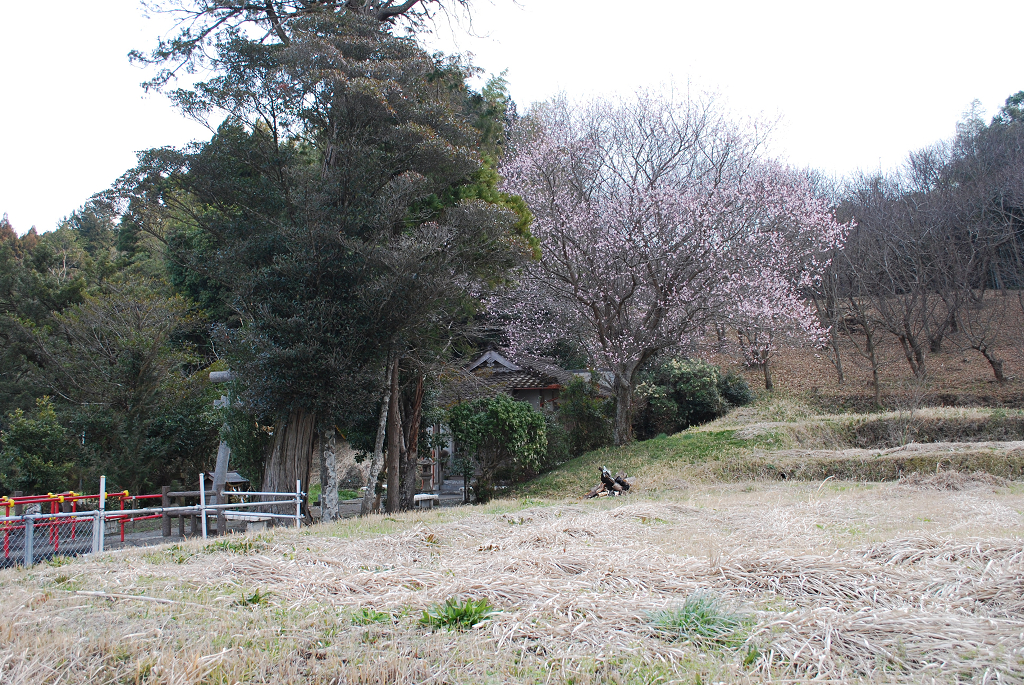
2 478 305 567
1 511 100 568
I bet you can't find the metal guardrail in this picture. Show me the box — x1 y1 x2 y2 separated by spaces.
0 510 100 568
1 476 304 567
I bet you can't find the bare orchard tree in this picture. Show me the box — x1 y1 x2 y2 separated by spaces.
502 92 846 444
834 248 887 406
939 110 1024 381
807 253 845 383
841 173 948 380
956 288 1014 382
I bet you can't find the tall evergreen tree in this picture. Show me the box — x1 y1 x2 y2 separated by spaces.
123 12 532 505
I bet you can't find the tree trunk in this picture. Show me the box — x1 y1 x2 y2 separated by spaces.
715 323 728 352
762 357 773 391
612 373 634 446
979 346 1005 383
361 360 393 517
319 427 339 523
865 326 881 407
829 330 844 384
385 356 402 513
262 407 317 516
399 374 425 510
898 334 926 379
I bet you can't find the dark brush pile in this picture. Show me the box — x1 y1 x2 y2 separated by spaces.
586 467 634 498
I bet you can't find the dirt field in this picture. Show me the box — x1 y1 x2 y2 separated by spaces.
2 474 1021 684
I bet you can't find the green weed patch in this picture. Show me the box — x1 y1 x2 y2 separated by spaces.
420 597 497 631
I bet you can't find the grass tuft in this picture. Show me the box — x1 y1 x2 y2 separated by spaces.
204 535 270 556
420 597 497 631
351 607 392 625
233 588 271 608
650 592 746 647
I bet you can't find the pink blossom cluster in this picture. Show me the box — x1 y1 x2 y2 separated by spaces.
496 93 849 387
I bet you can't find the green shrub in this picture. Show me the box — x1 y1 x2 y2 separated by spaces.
650 592 746 647
447 394 546 503
719 370 755 408
540 409 571 471
0 397 78 495
556 376 614 458
633 359 753 440
420 597 497 631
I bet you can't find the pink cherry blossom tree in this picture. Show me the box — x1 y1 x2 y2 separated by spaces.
726 165 848 389
501 92 847 444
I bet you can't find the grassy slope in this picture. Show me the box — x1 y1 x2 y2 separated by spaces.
520 399 1024 499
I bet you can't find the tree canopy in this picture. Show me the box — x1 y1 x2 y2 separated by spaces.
132 0 479 90
118 11 534 505
502 92 847 443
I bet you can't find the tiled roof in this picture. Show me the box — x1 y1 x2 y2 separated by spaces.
438 350 568 406
491 369 561 390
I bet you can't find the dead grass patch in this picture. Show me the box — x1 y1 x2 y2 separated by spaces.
1 482 1022 683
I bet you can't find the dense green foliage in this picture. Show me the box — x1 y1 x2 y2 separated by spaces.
633 359 754 440
117 14 534 502
0 398 78 495
37 283 219 492
554 376 614 457
446 394 546 502
1 7 537 500
0 207 222 494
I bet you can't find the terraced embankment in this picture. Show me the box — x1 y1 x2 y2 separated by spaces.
521 404 1024 499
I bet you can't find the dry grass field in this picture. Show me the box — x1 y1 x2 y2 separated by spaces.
4 398 1024 684
2 469 1022 683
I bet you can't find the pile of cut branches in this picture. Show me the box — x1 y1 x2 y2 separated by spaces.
585 466 634 498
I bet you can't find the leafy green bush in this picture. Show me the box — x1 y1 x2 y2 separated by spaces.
650 592 746 647
447 394 546 503
633 359 753 440
0 397 78 495
540 409 571 472
556 376 613 458
420 597 497 631
719 370 756 408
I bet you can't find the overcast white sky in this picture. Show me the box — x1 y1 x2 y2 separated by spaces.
2 0 1023 234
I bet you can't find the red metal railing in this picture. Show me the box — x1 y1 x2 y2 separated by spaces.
0 490 172 558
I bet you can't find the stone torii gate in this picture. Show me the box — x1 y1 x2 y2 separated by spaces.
209 370 233 534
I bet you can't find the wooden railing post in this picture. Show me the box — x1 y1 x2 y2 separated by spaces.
161 486 171 537
177 495 186 537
